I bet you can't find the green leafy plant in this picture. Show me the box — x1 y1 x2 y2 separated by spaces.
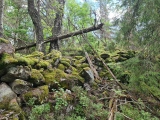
29 103 50 120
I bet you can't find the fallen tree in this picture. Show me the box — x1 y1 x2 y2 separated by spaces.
16 23 103 51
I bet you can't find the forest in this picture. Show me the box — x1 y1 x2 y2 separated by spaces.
0 0 160 120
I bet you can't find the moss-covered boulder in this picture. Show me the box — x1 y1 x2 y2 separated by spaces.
11 79 32 94
80 67 94 83
15 54 38 66
58 64 65 71
22 85 49 104
36 60 51 69
29 69 45 86
43 68 84 89
1 66 31 83
74 56 84 60
45 49 62 59
0 38 15 54
60 57 71 68
0 83 17 109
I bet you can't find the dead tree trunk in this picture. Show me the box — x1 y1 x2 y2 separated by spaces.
0 0 4 37
27 0 45 52
49 0 65 52
16 23 103 51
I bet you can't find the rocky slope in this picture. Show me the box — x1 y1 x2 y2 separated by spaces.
1 38 159 120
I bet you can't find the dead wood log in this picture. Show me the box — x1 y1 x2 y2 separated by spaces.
15 23 103 51
85 51 101 81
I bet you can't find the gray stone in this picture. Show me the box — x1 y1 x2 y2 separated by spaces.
1 65 31 83
10 79 32 94
0 83 17 109
81 67 94 83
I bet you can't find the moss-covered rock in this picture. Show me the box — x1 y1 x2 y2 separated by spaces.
22 85 49 104
8 98 22 112
80 67 94 83
1 66 31 83
43 68 84 89
74 56 84 60
61 57 71 64
43 69 66 87
29 69 45 85
60 60 71 67
0 39 15 54
15 54 38 66
26 51 44 58
58 64 65 71
0 83 17 109
0 53 18 69
11 79 32 94
0 38 9 43
45 50 62 59
36 60 51 69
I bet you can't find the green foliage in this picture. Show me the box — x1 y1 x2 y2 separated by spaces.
29 103 50 120
120 56 160 98
4 0 33 42
71 86 108 120
26 97 37 107
65 0 93 29
116 104 159 120
54 88 68 111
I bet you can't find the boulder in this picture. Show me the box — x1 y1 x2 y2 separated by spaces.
43 69 84 89
1 65 31 83
22 85 49 104
80 67 94 83
10 79 32 94
29 69 45 86
0 38 15 54
0 83 17 109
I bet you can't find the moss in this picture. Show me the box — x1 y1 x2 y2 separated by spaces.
74 57 86 65
69 72 85 83
43 69 68 86
0 53 18 69
8 98 21 112
74 56 84 60
0 38 9 43
36 60 50 69
30 69 45 85
61 57 71 63
80 63 89 68
45 50 62 59
83 67 91 71
26 51 44 58
23 85 49 104
14 53 39 66
43 69 56 85
58 64 65 71
60 60 71 67
0 96 10 109
39 85 49 103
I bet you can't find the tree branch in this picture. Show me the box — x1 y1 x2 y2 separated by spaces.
15 23 103 51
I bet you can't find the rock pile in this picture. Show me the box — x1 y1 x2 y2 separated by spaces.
0 38 135 119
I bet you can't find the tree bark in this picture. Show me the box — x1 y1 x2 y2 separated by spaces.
27 0 45 52
16 23 103 51
49 0 65 52
0 0 4 37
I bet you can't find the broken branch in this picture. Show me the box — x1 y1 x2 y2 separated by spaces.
15 23 103 51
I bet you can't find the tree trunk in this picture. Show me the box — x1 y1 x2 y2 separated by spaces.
0 0 4 37
49 0 65 52
27 0 45 52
